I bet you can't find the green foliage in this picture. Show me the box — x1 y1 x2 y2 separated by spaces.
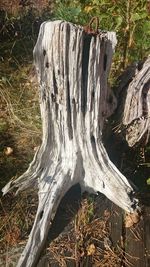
55 3 81 23
54 0 150 73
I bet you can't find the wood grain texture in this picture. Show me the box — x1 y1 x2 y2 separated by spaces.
117 57 150 147
2 21 140 267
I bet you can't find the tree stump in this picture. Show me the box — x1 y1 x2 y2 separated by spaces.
116 56 150 147
2 20 140 267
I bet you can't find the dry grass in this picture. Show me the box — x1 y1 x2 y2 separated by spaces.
0 39 41 265
0 191 38 266
0 56 41 182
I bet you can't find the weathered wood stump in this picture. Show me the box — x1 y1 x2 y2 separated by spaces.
2 21 140 267
116 56 150 146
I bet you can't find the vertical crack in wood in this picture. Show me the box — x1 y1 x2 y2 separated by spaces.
66 79 73 140
52 70 58 119
81 34 92 116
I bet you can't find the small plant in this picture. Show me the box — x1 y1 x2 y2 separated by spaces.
54 0 150 74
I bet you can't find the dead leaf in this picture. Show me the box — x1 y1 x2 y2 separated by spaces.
4 147 13 156
125 211 140 228
87 243 95 256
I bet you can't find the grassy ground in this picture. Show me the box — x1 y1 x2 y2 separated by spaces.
0 36 41 261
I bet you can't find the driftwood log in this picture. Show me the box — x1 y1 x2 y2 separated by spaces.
116 56 150 147
2 20 140 267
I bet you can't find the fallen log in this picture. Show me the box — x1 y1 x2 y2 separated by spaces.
2 20 140 267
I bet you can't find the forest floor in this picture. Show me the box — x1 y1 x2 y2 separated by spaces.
0 37 41 264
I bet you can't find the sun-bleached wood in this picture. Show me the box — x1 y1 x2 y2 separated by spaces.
2 21 139 267
123 57 150 146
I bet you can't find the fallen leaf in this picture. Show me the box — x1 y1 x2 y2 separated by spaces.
87 243 95 256
125 211 140 228
4 147 13 156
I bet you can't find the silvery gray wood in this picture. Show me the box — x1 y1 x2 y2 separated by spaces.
116 57 150 147
2 21 139 267
123 57 150 146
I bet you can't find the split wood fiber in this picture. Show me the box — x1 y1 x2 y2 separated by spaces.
123 57 150 146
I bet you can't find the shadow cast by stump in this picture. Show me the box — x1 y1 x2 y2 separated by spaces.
47 183 81 243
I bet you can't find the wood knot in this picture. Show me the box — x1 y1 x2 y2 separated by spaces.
51 93 56 102
43 49 46 56
45 62 49 68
